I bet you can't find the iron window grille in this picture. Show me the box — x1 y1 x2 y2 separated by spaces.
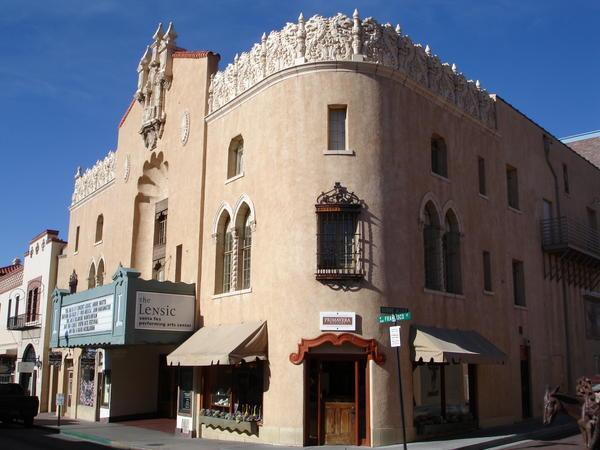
315 182 363 280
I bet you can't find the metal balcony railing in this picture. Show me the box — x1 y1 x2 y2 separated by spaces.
541 217 600 259
6 313 42 330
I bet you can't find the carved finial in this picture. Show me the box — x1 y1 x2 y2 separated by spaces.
476 80 481 89
395 24 401 35
153 23 164 41
261 32 267 43
452 63 458 73
164 22 177 42
74 166 82 179
425 45 431 56
296 13 307 61
234 53 239 63
352 8 362 57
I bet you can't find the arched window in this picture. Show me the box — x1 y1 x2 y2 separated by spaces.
431 135 448 178
88 263 96 289
423 202 442 290
95 214 104 243
96 259 105 286
215 211 233 294
443 210 462 294
227 136 244 179
240 211 252 290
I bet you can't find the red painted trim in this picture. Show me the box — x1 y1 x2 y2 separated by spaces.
289 333 385 365
118 99 135 128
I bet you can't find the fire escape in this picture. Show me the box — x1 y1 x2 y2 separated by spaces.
541 217 600 290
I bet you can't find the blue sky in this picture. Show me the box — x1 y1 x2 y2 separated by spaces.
0 0 598 264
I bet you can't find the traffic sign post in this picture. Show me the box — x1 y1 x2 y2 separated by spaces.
381 307 409 450
56 393 64 427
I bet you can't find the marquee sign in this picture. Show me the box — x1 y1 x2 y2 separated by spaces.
59 295 114 337
135 291 194 332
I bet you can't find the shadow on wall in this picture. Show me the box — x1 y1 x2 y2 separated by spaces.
131 152 169 274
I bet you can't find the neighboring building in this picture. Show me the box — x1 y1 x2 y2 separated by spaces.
562 130 600 168
0 230 66 415
49 11 600 447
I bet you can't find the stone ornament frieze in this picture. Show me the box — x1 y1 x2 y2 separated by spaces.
123 154 131 182
135 22 178 150
208 11 496 129
71 151 116 206
180 110 190 146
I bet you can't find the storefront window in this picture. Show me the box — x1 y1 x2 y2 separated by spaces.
413 363 475 435
178 367 193 414
203 361 264 421
79 349 96 407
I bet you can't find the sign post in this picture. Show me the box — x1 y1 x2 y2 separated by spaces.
381 307 409 450
56 393 64 428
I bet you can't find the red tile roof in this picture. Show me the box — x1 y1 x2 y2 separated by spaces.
172 50 213 59
0 265 23 295
0 263 22 277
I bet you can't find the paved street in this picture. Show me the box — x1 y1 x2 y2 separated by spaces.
0 422 111 450
500 434 583 449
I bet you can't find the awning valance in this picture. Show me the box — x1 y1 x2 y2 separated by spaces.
167 321 267 366
411 325 506 365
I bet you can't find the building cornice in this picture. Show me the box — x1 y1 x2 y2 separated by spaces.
207 11 496 129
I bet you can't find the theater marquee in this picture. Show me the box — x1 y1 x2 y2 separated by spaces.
135 291 195 332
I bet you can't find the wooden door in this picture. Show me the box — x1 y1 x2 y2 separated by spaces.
324 401 355 444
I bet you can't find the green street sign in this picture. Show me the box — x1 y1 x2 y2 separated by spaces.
380 306 408 314
378 312 412 323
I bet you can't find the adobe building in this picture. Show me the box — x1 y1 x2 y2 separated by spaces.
49 11 600 447
0 230 66 414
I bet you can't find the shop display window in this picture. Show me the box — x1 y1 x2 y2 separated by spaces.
178 367 193 414
413 363 475 435
201 361 264 422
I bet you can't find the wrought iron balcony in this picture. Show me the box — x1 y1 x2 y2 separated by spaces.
6 313 42 330
541 217 600 260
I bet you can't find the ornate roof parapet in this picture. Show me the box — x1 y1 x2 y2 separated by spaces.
208 11 496 129
135 22 178 150
71 151 116 207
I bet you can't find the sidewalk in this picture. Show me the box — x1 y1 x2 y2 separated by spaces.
34 413 579 450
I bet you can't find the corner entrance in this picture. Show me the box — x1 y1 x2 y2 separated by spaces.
289 333 385 447
307 357 367 445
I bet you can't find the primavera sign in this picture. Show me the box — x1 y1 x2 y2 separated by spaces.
135 291 194 332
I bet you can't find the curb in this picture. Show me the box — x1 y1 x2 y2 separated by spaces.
456 423 579 450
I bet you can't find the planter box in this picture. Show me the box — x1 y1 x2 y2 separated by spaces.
198 416 258 435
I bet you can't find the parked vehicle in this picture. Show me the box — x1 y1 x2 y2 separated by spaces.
0 383 38 427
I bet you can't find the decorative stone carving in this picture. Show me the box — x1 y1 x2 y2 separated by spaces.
207 11 497 129
135 22 178 150
71 151 116 206
123 154 131 182
180 111 190 145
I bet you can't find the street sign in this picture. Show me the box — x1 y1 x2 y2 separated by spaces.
56 393 65 406
378 312 412 323
380 306 408 314
389 325 401 347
